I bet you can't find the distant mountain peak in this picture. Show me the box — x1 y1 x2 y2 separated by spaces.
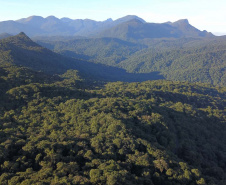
0 15 213 38
26 15 44 20
124 15 144 20
61 17 73 22
11 32 39 47
17 15 45 24
18 32 27 36
115 15 146 23
104 18 113 22
46 16 59 21
176 19 189 24
17 32 31 40
165 19 190 27
125 18 144 25
168 19 191 28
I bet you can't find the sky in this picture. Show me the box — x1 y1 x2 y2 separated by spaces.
0 0 225 35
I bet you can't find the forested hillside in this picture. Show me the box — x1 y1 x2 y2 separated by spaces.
0 33 163 82
0 61 225 184
36 37 147 66
119 37 226 86
0 32 77 74
36 36 226 86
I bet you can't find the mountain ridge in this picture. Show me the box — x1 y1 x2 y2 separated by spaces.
96 18 213 40
0 15 214 39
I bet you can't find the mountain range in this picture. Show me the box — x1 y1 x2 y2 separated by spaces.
0 15 213 39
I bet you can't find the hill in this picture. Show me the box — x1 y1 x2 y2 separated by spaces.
0 32 78 74
119 37 226 86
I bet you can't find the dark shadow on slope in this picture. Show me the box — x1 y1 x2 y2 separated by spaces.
58 50 92 61
150 90 225 109
5 40 165 83
116 104 226 184
1 32 164 83
71 59 165 82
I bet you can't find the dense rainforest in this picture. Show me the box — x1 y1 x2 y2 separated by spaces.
0 33 225 185
35 36 226 87
0 62 226 185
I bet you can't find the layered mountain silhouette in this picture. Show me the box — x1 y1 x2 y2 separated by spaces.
0 15 213 39
96 18 213 40
0 32 164 81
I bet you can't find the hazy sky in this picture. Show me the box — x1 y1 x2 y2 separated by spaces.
0 0 225 35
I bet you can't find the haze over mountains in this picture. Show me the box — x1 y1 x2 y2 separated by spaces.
0 15 213 39
0 14 225 86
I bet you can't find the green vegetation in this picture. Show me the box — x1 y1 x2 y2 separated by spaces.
0 61 226 184
119 37 226 86
0 32 225 185
41 37 146 66
36 36 226 86
0 32 79 74
0 33 164 83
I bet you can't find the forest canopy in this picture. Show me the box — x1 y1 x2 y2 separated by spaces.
0 62 225 185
